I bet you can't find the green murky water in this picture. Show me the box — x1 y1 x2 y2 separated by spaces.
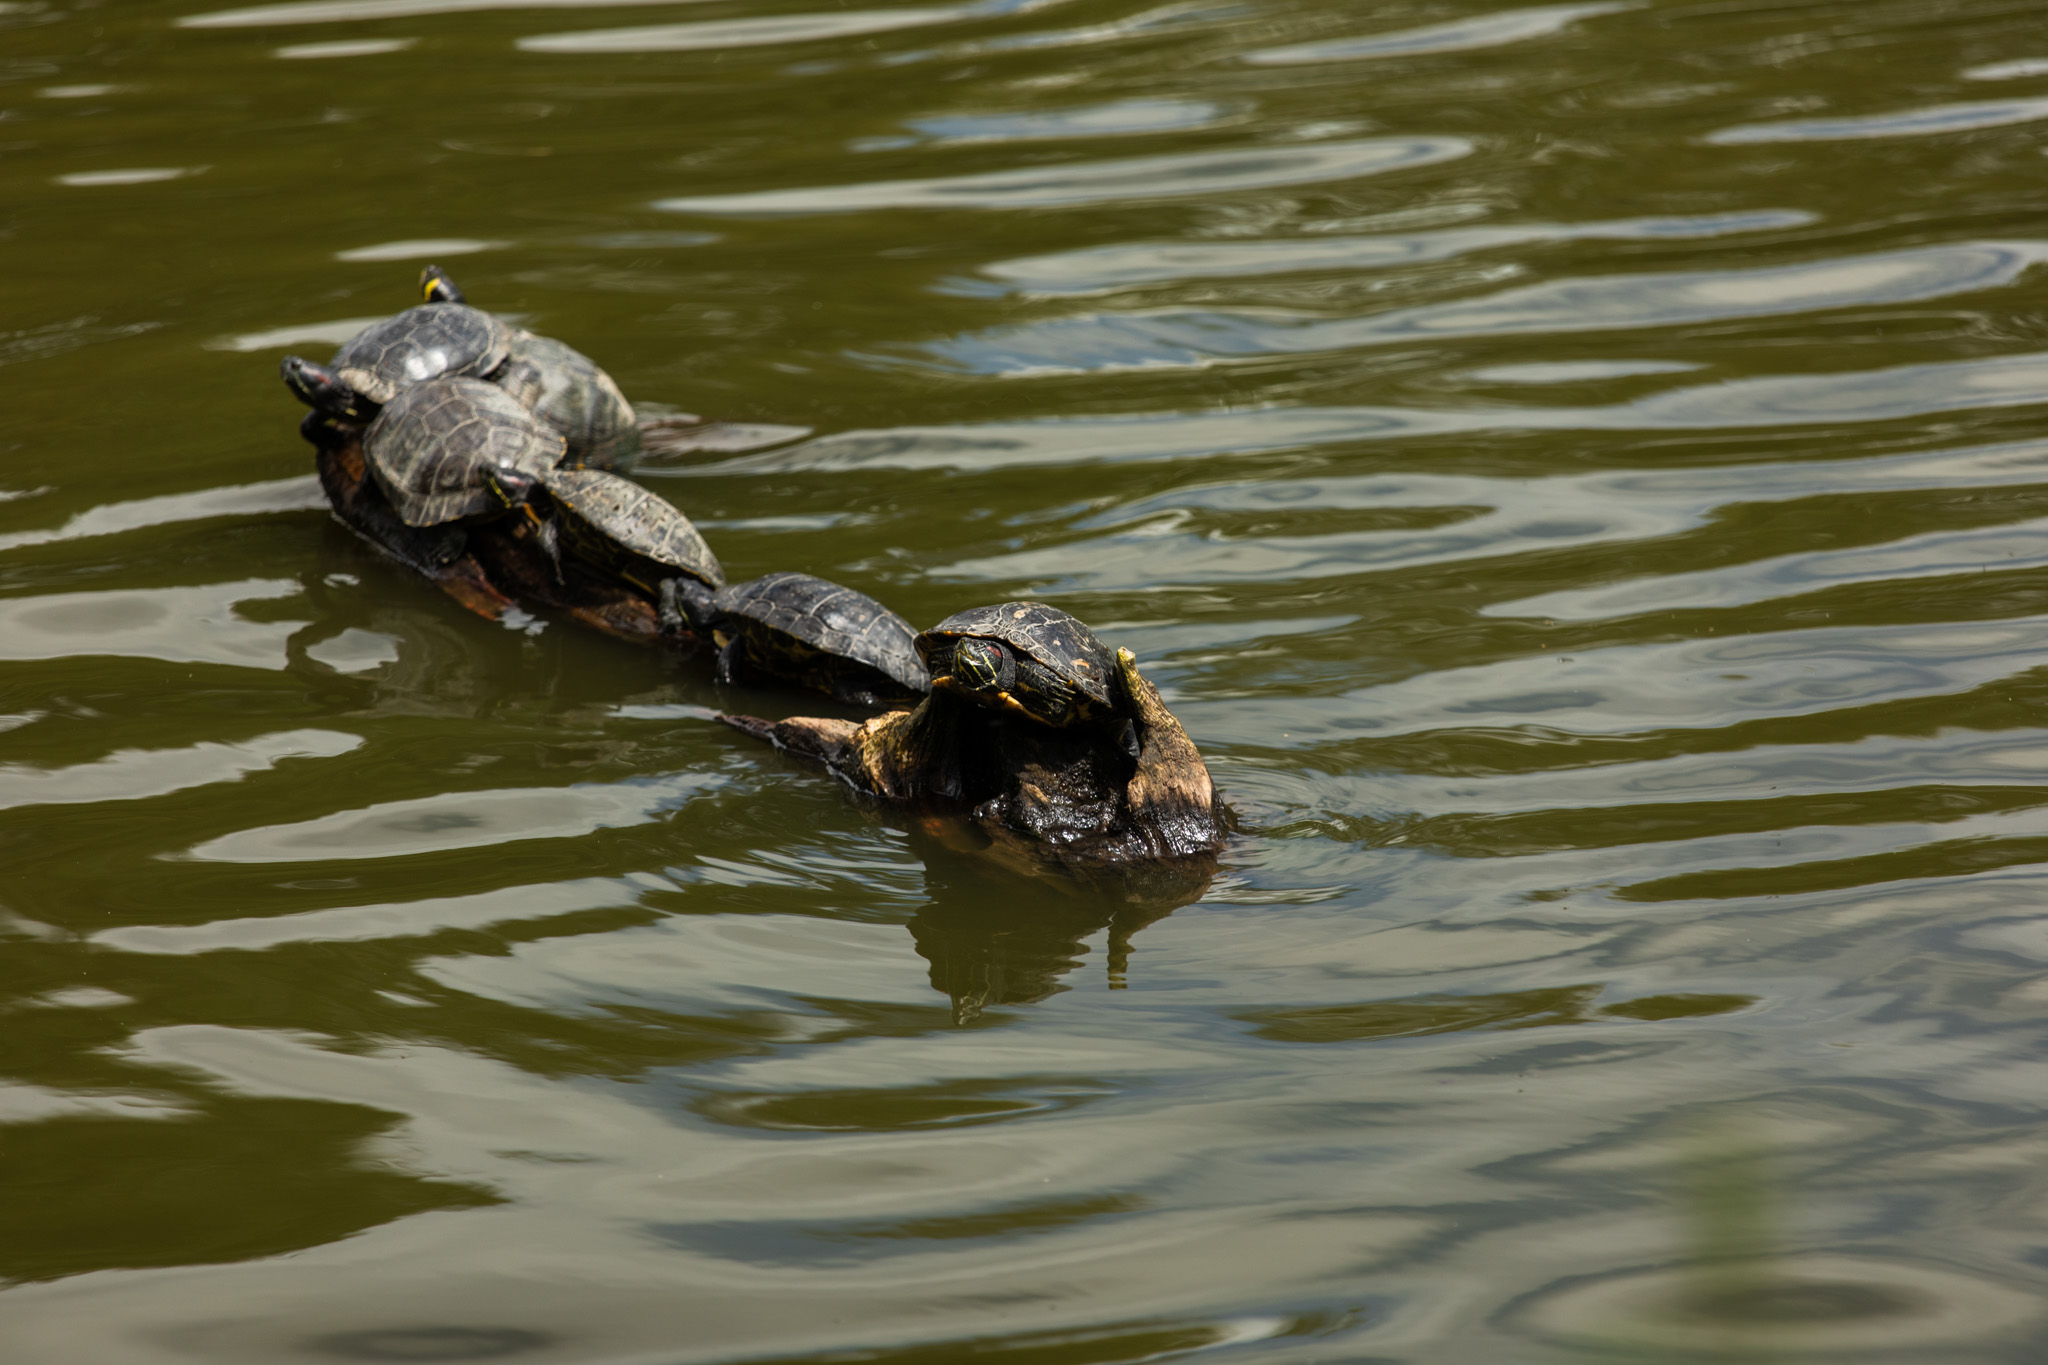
8 0 2048 1359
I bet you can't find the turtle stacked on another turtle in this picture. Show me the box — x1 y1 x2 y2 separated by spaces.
282 298 515 430
420 267 642 472
282 275 718 632
721 601 1226 866
282 269 931 702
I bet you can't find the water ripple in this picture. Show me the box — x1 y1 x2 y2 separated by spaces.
521 9 980 55
655 135 1471 214
1244 1 1633 66
179 0 701 27
180 773 723 863
1708 96 2048 144
921 241 2048 375
971 209 1814 296
713 352 2048 474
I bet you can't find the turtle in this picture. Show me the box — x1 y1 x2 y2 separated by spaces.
917 602 1122 731
718 642 1227 865
422 266 641 471
363 375 566 527
479 463 723 606
707 572 929 706
336 300 513 407
281 301 514 425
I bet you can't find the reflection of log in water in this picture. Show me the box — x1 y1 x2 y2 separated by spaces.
909 836 1203 1023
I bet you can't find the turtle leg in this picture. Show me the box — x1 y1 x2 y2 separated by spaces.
715 637 742 686
529 511 564 584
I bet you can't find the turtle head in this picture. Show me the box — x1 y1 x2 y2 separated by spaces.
280 355 375 424
948 637 1016 699
480 463 539 511
420 265 466 305
659 575 718 635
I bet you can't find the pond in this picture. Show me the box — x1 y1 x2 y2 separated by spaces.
5 0 2048 1360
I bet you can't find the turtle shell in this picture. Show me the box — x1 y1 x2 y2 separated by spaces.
917 601 1117 725
494 331 640 472
536 467 722 590
332 303 514 406
364 376 565 527
714 572 929 696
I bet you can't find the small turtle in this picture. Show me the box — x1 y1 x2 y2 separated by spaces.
479 463 723 603
709 572 929 706
281 299 514 425
364 375 565 527
423 266 641 471
917 602 1121 730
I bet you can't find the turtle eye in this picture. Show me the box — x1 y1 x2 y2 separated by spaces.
954 639 1010 693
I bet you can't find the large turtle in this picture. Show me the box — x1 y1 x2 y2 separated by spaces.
708 572 928 707
917 602 1120 731
423 266 641 471
479 463 723 604
364 375 565 527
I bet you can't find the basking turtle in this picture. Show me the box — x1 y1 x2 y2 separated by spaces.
309 298 517 417
708 572 928 706
479 463 723 603
281 301 513 424
917 602 1120 730
422 266 641 471
363 375 565 527
721 643 1227 865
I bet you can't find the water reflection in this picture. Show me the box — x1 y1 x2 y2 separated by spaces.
923 241 2048 375
909 840 1196 1022
276 39 417 59
305 1327 555 1362
654 136 1471 214
722 350 2048 474
54 168 201 186
335 238 503 263
520 9 982 55
1510 1116 2044 1355
971 208 1813 296
1708 96 2048 144
179 0 697 27
1244 0 1632 66
859 96 1230 150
